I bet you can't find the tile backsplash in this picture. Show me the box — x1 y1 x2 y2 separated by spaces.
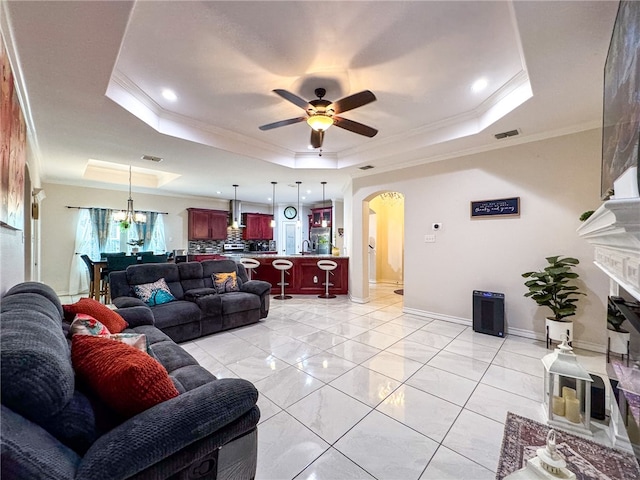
188 228 245 252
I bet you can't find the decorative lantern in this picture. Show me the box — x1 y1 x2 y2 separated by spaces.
542 337 593 436
504 430 576 480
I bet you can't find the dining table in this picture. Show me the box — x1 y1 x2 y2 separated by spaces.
90 260 108 301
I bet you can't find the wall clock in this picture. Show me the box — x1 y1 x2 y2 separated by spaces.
284 206 297 219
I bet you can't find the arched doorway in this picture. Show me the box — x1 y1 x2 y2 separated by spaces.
367 192 404 287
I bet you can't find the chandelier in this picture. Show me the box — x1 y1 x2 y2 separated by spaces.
113 166 146 228
379 191 403 203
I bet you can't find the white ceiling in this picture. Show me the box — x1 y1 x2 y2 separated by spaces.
1 1 618 205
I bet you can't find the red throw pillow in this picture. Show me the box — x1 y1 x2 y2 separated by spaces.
71 335 179 418
64 298 128 333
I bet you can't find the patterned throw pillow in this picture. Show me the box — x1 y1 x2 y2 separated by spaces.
104 333 149 354
133 278 176 306
69 314 111 336
63 298 128 333
71 335 179 418
212 271 240 294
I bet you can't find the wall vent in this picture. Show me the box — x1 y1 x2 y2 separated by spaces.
359 165 374 170
494 129 520 140
141 154 163 162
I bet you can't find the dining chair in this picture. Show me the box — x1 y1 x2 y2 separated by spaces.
101 252 126 260
80 254 109 302
141 253 168 264
138 251 154 256
106 255 138 274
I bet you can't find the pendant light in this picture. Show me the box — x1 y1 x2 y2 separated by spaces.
296 181 302 226
113 165 146 227
232 184 239 229
321 181 328 228
270 181 277 228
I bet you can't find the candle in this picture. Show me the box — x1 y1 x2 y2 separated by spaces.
565 397 581 423
552 395 565 416
562 387 576 400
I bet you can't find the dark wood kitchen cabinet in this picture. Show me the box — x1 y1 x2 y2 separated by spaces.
242 213 274 240
187 208 229 240
310 207 332 228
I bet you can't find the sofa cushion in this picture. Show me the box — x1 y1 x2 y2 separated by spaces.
219 291 261 315
104 333 149 353
69 314 110 336
148 300 202 329
212 271 240 293
125 263 184 300
63 298 128 333
177 261 206 292
193 292 223 318
71 335 179 418
133 278 176 306
201 259 242 288
4 281 65 319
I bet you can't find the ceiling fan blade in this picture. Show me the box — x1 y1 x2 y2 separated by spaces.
273 89 312 110
310 129 324 149
331 90 377 114
259 117 306 131
333 116 378 137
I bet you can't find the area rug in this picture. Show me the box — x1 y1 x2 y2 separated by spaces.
393 289 404 295
496 412 640 480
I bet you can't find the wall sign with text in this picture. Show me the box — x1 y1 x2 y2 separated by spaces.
470 197 520 218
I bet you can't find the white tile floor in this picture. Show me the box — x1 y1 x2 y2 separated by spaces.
60 284 610 480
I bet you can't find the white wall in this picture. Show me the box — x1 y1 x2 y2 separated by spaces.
349 129 609 351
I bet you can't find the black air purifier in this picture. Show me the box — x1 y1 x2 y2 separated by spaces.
473 290 505 337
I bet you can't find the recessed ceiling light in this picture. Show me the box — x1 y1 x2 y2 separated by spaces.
471 78 488 92
302 196 306 200
216 191 221 195
306 190 311 194
268 197 272 201
162 89 177 101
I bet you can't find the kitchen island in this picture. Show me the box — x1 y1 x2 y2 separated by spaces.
239 255 349 296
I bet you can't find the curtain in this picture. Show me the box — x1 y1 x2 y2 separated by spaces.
135 211 158 249
89 208 113 253
68 209 99 295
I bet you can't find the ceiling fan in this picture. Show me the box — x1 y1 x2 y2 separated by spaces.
259 88 378 148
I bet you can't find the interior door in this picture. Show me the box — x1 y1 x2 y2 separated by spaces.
282 221 297 255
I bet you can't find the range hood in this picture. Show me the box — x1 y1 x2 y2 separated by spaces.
229 200 244 227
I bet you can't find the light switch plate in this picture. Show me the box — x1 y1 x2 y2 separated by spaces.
424 235 436 243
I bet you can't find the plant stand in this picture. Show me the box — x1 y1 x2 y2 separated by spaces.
545 318 573 349
607 329 630 365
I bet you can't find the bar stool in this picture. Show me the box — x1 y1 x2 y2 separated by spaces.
272 259 293 300
317 260 338 299
240 258 260 280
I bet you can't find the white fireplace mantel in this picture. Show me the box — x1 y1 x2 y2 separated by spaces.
577 198 640 301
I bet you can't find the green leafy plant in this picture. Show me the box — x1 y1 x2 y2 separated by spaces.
119 220 131 230
607 303 627 332
579 210 594 222
522 256 585 321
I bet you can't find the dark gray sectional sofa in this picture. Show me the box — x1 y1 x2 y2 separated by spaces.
0 281 260 480
109 260 271 343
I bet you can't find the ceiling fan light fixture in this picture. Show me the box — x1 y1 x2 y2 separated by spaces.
307 114 333 132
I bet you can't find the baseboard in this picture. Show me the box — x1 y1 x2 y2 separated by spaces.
402 308 606 353
349 294 370 304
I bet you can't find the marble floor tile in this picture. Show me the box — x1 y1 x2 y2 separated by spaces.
455 328 506 348
200 337 265 364
442 409 504 472
501 336 550 359
385 339 440 363
275 323 322 339
294 448 375 480
427 350 490 382
465 383 547 425
269 338 323 364
334 410 438 480
406 365 477 406
241 330 292 351
257 393 281 425
443 338 499 363
388 315 433 329
420 446 495 480
492 350 544 378
287 385 371 443
256 411 329 480
361 350 423 382
225 352 288 383
404 330 455 349
298 330 348 350
330 365 401 407
420 320 467 338
366 309 403 322
296 352 357 382
481 365 542 402
326 340 381 364
346 316 388 329
376 385 462 443
373 321 420 338
352 330 402 350
255 366 323 408
323 323 369 339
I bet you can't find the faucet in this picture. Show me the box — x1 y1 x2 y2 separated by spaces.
302 240 311 253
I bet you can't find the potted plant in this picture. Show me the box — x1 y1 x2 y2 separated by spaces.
607 300 629 360
127 239 144 253
522 256 585 347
